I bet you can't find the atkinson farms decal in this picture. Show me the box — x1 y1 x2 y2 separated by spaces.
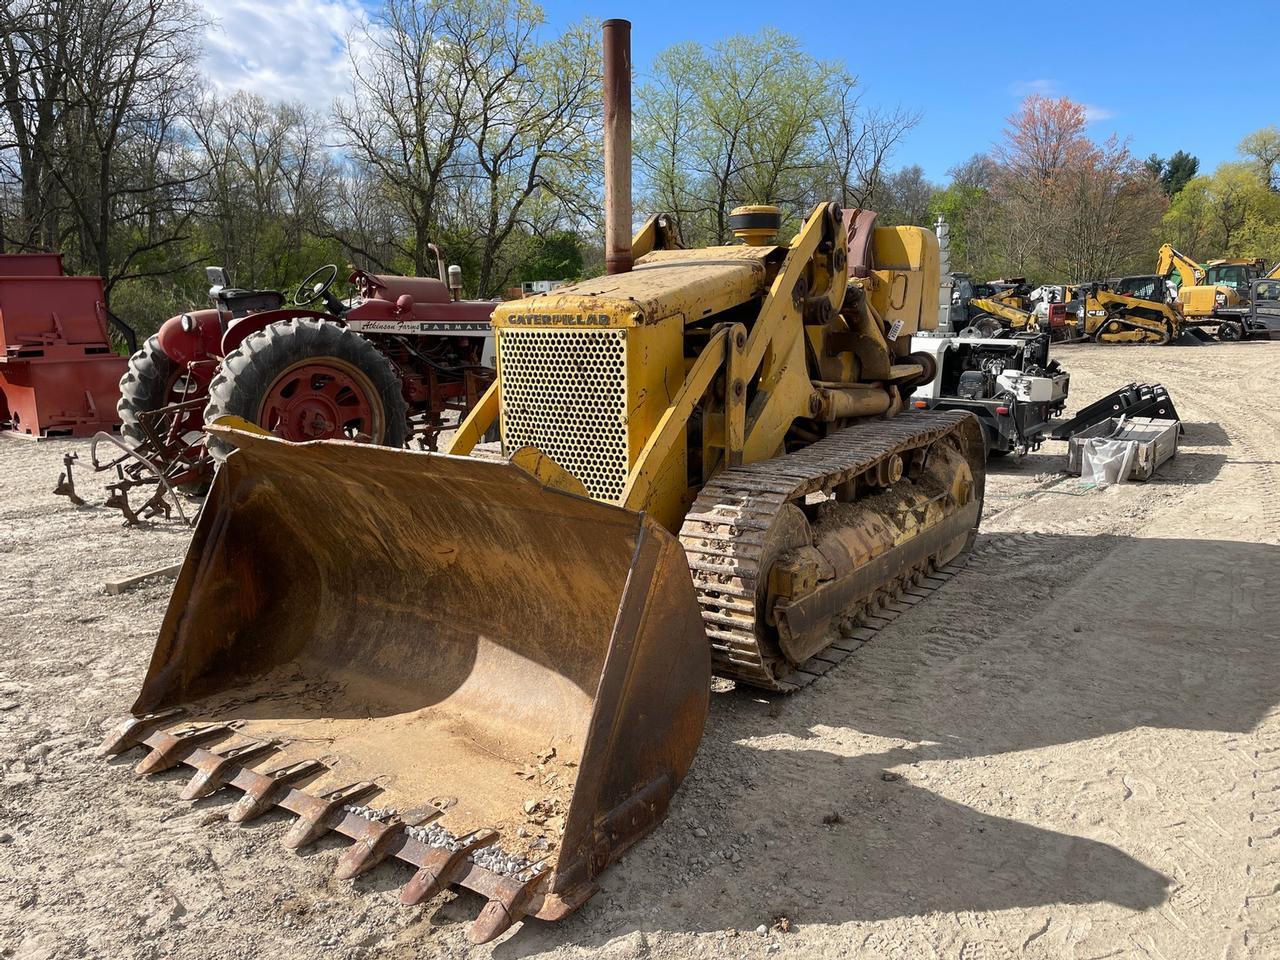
344 319 493 335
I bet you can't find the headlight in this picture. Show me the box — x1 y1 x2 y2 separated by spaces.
180 313 197 333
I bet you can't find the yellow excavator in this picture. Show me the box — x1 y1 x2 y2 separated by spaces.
961 282 1080 341
1157 243 1257 326
97 20 984 943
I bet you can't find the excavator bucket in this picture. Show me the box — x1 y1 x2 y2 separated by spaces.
100 428 709 942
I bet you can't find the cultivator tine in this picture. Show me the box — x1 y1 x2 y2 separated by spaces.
227 759 323 823
97 708 184 757
471 867 550 945
178 738 282 801
134 722 234 775
400 829 499 906
104 483 143 526
54 453 85 505
335 807 444 881
281 781 380 850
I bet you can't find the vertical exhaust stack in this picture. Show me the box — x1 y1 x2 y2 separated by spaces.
603 18 632 275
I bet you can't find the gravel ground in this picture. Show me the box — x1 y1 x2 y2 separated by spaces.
2 341 1278 959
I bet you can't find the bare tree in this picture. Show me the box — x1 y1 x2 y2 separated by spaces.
0 0 71 251
333 0 598 292
1 0 205 291
816 72 920 209
332 0 476 276
634 42 706 237
1053 136 1165 281
449 8 599 293
874 164 936 227
192 92 337 289
636 29 879 245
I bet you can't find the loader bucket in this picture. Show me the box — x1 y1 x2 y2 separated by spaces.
102 428 709 942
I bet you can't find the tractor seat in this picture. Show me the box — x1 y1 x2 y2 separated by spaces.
213 287 285 319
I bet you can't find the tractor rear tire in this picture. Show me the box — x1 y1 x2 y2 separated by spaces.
118 335 211 495
118 336 180 446
204 318 407 461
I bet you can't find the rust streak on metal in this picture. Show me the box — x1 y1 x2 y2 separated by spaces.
97 708 184 757
134 722 234 775
334 811 438 880
470 870 549 944
179 738 281 801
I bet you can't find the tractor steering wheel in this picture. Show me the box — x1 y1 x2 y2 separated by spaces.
293 264 340 306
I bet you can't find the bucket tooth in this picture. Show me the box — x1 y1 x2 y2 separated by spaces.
134 722 235 776
400 829 499 906
281 781 380 850
179 739 282 801
227 759 323 823
97 708 184 757
335 807 443 881
469 869 548 945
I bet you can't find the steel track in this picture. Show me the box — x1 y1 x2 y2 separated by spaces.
679 410 982 692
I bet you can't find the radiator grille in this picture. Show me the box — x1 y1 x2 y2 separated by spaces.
499 328 628 502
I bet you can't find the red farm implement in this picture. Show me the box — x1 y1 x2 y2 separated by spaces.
0 253 133 439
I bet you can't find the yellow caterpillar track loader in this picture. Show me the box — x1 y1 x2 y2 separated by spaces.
1074 277 1185 344
99 20 984 943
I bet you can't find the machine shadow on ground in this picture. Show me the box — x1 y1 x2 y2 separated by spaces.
1177 421 1230 447
492 533 1277 953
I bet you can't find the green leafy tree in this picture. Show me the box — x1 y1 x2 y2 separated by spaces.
1144 152 1199 196
1164 162 1280 261
1239 126 1280 191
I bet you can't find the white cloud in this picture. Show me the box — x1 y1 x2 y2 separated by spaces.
196 0 366 105
1010 78 1060 97
1009 78 1115 124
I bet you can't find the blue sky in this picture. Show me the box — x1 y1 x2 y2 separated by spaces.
199 0 1273 184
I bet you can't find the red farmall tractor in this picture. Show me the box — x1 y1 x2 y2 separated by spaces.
58 257 496 522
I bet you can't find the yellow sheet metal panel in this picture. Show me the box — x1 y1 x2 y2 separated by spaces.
1178 284 1220 317
492 245 771 330
869 225 940 335
623 316 689 530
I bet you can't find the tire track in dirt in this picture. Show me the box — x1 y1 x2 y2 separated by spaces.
1172 350 1280 541
1121 347 1280 955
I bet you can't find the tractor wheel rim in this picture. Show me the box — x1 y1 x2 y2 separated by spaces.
258 357 385 444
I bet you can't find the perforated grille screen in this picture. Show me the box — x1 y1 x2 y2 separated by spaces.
499 328 629 502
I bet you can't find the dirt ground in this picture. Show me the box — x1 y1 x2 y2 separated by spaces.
2 341 1279 960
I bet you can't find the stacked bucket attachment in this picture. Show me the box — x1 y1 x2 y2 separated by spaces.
1049 382 1181 440
101 427 708 942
